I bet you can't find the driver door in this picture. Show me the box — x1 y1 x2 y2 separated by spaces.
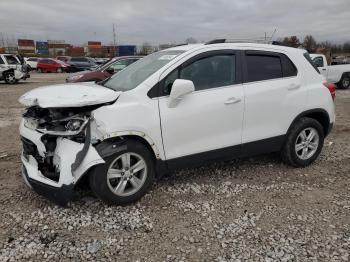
158 50 244 168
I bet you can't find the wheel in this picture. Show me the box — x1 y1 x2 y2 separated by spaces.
37 68 42 73
89 140 155 205
56 67 63 73
4 72 18 84
338 74 350 89
281 117 324 167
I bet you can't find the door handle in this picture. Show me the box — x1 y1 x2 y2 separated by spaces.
321 68 326 71
225 97 241 105
287 84 301 90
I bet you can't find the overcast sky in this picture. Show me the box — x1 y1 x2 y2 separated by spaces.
0 0 349 46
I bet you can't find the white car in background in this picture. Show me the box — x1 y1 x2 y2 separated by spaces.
310 53 350 89
0 53 29 84
18 42 335 206
25 57 39 70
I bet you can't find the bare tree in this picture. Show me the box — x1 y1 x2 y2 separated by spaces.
303 35 317 52
282 36 301 48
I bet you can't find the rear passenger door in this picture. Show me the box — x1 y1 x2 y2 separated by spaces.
242 51 306 153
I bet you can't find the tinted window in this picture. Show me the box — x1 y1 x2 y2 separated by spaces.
4 55 19 65
71 57 87 62
246 54 282 82
281 54 297 77
181 55 236 91
0 56 4 64
162 54 236 95
312 56 324 67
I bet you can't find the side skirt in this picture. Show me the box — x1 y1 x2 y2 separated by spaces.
159 135 286 173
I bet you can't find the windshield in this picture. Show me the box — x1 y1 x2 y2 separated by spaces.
104 50 185 91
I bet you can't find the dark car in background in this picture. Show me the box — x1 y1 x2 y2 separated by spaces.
37 58 70 73
67 57 97 72
66 56 142 83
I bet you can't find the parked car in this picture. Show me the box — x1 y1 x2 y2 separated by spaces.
56 56 71 63
37 58 70 73
0 53 29 84
66 56 142 83
18 42 335 206
310 53 350 89
25 57 39 70
67 57 97 72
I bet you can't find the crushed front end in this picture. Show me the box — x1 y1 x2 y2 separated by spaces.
19 106 105 206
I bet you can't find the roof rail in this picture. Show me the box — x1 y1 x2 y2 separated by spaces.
205 38 275 45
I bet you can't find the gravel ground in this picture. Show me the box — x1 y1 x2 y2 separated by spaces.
0 73 349 261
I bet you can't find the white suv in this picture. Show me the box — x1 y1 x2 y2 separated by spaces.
18 42 335 206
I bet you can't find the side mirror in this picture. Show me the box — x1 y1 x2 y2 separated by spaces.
168 79 194 108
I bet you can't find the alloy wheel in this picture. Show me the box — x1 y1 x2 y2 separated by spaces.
5 73 16 84
106 152 147 197
295 127 319 160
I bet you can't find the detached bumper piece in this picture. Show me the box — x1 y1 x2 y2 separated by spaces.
22 164 73 206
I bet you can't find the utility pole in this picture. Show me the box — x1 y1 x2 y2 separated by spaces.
113 23 117 56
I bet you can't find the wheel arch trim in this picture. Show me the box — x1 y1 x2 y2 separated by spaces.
287 108 331 137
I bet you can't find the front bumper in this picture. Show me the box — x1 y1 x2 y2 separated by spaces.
19 119 105 206
21 163 74 206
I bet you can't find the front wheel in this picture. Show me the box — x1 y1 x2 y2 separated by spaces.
338 74 350 89
4 72 18 84
56 67 63 73
89 140 155 205
37 68 42 73
281 117 324 167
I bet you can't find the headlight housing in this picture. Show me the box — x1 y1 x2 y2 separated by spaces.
36 116 89 136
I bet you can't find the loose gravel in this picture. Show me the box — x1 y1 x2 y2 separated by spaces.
0 73 349 261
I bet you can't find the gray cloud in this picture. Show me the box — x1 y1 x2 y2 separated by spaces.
0 0 349 45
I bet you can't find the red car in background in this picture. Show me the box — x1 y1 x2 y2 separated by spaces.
37 58 70 73
66 56 142 82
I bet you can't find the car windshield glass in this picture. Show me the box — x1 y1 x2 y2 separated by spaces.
104 50 185 91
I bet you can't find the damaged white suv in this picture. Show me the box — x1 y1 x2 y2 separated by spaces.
19 41 335 206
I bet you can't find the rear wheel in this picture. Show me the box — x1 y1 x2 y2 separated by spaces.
4 72 18 84
56 67 63 73
281 117 324 167
89 140 155 205
37 68 42 73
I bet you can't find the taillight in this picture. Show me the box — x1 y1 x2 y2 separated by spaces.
323 82 336 100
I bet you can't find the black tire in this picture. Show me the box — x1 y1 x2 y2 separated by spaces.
4 72 18 84
89 140 155 205
37 68 42 73
338 73 350 89
57 67 63 73
281 117 324 167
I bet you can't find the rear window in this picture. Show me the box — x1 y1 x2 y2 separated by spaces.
281 54 297 77
246 54 282 82
303 52 320 73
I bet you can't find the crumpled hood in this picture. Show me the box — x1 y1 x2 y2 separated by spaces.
19 82 121 108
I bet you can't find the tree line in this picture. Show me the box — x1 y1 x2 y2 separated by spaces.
278 35 350 54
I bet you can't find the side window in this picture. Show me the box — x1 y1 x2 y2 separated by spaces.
245 54 282 82
312 56 324 68
4 55 19 65
281 54 297 77
162 54 236 95
181 55 236 91
0 56 4 64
